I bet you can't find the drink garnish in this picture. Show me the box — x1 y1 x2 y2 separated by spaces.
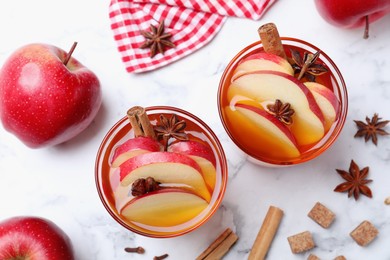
290 49 328 81
266 99 295 125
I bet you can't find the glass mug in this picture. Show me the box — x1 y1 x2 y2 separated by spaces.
95 106 227 238
218 37 348 166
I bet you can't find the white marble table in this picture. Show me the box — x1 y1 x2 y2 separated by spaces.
1 0 389 259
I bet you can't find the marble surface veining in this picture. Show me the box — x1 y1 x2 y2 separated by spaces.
0 0 390 259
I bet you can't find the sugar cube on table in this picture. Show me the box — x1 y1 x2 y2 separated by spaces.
287 231 315 254
308 202 335 229
350 220 378 246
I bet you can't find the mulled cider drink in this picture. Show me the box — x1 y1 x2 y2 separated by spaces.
96 106 227 237
218 23 348 166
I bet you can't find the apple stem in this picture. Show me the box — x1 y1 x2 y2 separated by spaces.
363 15 369 39
63 42 78 66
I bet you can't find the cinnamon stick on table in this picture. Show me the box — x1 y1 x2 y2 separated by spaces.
127 106 156 139
196 228 238 260
258 23 287 60
248 206 284 260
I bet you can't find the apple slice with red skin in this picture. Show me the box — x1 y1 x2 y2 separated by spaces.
119 152 211 202
168 141 217 191
111 136 162 167
224 101 300 160
305 82 340 132
228 70 325 146
0 216 75 260
120 188 208 227
232 52 294 80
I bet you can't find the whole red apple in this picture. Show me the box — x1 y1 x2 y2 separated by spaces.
0 42 102 148
0 216 75 260
314 0 390 38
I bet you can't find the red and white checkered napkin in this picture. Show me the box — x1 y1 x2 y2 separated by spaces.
109 0 276 73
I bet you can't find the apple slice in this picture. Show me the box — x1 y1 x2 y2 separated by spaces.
168 141 217 191
228 70 325 145
119 152 211 202
224 103 300 160
111 136 162 167
232 52 294 80
305 82 340 132
120 188 208 227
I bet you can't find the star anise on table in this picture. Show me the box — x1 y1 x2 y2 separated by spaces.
289 49 328 82
266 99 295 125
139 20 175 58
354 113 389 145
334 160 373 201
154 114 188 151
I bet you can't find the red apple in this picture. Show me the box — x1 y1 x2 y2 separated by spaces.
0 216 75 260
0 42 102 148
314 0 390 38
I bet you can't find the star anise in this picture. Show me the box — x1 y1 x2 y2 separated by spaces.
266 99 295 125
131 177 160 197
354 113 389 145
289 49 328 81
334 160 372 201
139 20 175 58
154 114 188 151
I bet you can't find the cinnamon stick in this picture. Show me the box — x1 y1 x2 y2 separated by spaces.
127 106 156 139
196 228 238 260
258 23 287 60
248 206 284 260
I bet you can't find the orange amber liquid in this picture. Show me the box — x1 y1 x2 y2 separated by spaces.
219 42 346 165
96 108 227 237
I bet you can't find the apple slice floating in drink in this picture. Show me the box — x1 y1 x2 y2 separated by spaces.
305 82 340 131
229 70 325 146
120 188 208 227
111 136 162 167
119 151 211 202
232 52 294 80
225 102 300 159
168 141 217 191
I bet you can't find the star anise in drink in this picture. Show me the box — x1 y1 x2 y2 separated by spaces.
289 49 328 81
334 160 372 201
266 99 295 125
154 114 188 151
131 177 160 197
354 113 389 145
139 20 175 58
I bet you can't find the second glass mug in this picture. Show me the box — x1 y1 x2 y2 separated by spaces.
218 37 348 166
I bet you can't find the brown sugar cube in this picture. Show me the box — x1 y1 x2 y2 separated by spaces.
287 231 315 254
350 220 379 246
308 253 320 260
334 256 346 260
308 202 335 228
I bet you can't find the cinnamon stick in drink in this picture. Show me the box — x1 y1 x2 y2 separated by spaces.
258 23 287 60
127 106 156 139
248 206 284 260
